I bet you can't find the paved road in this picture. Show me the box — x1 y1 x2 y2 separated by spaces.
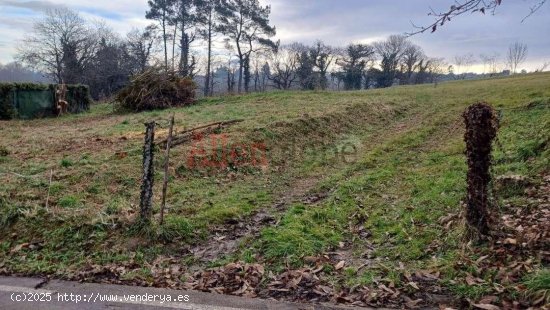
0 276 369 310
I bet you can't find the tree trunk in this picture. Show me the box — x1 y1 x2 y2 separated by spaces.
243 55 250 93
210 70 215 96
264 70 268 91
139 122 156 224
180 31 189 77
204 11 212 97
227 70 232 93
237 57 243 93
254 68 259 91
160 114 174 225
178 11 191 77
162 15 168 69
172 22 178 71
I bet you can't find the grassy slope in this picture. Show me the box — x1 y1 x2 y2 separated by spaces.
1 73 549 305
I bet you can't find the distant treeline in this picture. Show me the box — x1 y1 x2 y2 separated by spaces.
0 62 50 84
13 1 529 100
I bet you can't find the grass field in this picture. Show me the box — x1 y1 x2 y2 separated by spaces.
1 73 549 307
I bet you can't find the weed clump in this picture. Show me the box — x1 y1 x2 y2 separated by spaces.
60 158 73 168
0 145 9 157
526 97 549 109
0 198 25 227
158 217 194 242
115 67 197 112
58 195 80 208
523 269 550 304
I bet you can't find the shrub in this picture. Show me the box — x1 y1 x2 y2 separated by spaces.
0 146 9 157
0 83 17 120
115 67 197 112
66 84 92 114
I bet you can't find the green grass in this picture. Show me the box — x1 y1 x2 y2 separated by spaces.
524 269 550 292
158 216 195 241
261 203 344 266
523 269 550 304
0 72 549 304
58 195 80 208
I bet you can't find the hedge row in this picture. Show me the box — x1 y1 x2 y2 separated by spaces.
0 83 92 120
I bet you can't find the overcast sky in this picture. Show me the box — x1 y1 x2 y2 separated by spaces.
0 0 549 72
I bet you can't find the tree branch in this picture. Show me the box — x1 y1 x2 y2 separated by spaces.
408 0 546 36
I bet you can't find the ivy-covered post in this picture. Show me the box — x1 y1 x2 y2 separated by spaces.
463 103 498 239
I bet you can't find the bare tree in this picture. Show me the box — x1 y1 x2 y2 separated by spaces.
309 40 335 90
207 56 225 94
17 8 101 84
488 53 501 75
374 35 410 61
223 56 238 93
479 53 500 76
401 44 425 84
251 51 269 91
454 53 475 79
267 44 299 90
507 42 528 74
479 54 491 75
374 35 410 87
126 26 157 74
427 57 447 85
489 56 501 75
535 61 549 72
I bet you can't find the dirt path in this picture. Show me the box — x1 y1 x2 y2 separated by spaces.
187 176 330 264
185 107 431 266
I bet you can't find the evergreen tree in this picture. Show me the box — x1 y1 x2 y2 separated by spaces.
338 44 374 90
196 0 220 96
309 41 334 90
146 0 176 69
378 52 399 88
173 0 199 77
374 35 410 87
217 0 276 93
296 50 315 90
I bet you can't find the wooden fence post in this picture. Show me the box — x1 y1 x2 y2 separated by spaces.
139 121 156 224
160 114 175 225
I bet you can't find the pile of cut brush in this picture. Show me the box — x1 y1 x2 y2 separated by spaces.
116 67 196 112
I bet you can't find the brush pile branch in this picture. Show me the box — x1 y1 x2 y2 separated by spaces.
157 119 244 148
